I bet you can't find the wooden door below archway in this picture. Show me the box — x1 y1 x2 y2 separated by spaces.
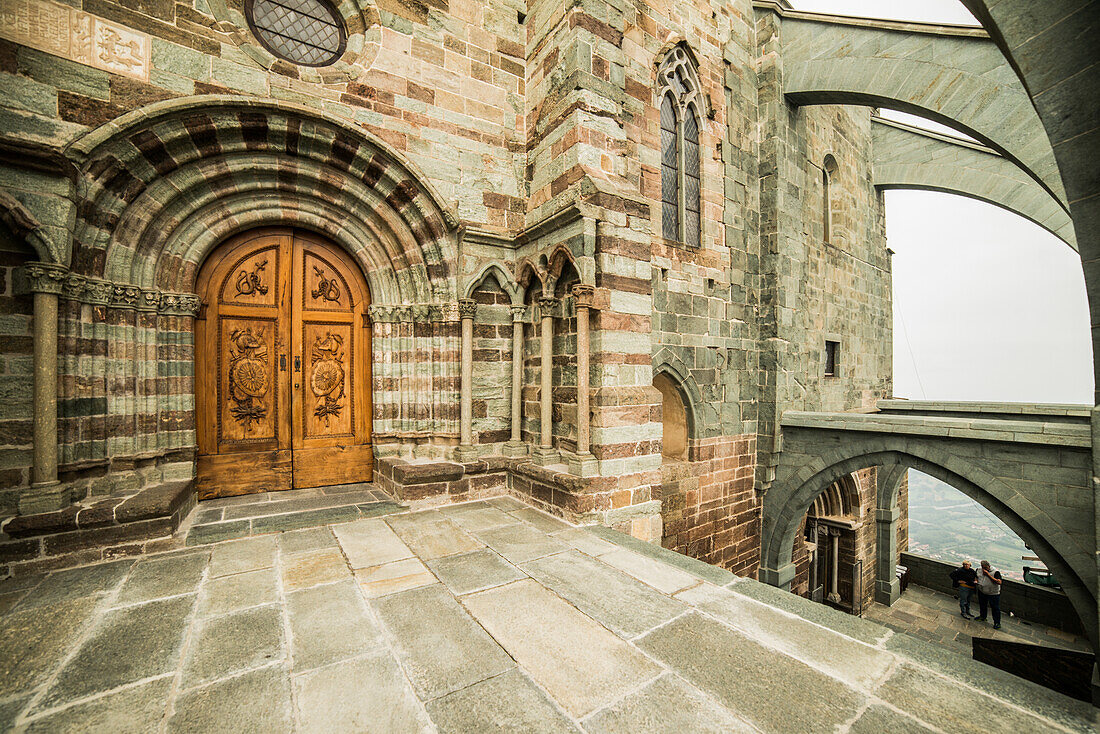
194 228 373 499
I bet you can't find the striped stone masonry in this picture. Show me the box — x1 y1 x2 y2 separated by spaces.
0 0 910 565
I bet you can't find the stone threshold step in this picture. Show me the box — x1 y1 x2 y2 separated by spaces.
185 500 407 546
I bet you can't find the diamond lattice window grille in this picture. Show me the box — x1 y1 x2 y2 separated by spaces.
248 0 346 67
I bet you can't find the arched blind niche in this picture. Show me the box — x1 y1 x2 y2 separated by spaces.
658 45 703 247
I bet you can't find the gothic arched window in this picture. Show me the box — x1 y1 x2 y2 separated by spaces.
658 46 702 247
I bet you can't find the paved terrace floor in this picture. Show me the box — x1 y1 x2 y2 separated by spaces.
0 495 1097 733
865 584 1093 657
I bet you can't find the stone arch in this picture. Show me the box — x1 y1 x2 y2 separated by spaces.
821 153 838 244
779 16 1068 209
871 118 1076 249
516 259 546 299
464 262 520 305
763 444 1096 646
63 96 459 306
546 245 582 289
652 372 690 461
808 472 859 519
0 191 54 264
651 348 703 441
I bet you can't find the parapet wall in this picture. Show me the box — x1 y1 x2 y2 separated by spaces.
901 552 1084 636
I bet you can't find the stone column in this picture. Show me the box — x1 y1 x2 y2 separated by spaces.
454 298 478 462
15 263 70 514
875 507 901 605
503 304 527 457
568 285 598 476
874 463 906 605
827 528 841 604
532 297 558 465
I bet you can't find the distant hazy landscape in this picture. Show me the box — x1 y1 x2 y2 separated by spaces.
906 470 1030 581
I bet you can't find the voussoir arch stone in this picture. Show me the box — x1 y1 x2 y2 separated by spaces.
871 117 1076 249
778 13 1069 210
64 95 461 306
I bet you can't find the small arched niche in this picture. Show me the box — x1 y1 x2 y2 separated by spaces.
653 372 689 461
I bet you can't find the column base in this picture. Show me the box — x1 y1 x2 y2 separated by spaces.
501 440 528 457
827 592 842 604
530 446 559 467
758 562 796 590
19 481 70 515
452 445 480 463
874 578 901 606
566 452 599 477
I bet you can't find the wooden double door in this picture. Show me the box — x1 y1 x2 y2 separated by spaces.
195 229 373 499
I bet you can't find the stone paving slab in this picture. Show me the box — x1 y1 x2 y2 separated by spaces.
426 548 525 596
426 668 579 734
582 673 755 733
285 581 380 673
384 512 482 560
0 496 1095 732
38 593 194 710
639 611 866 733
676 582 894 691
294 650 431 732
462 579 662 718
474 521 570 563
522 549 686 638
371 583 514 700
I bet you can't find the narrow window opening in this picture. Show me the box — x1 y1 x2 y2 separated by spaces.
822 154 838 245
660 94 680 242
824 340 839 377
517 11 526 24
684 103 701 247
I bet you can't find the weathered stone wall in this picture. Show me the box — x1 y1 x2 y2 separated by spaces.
0 228 34 507
470 280 514 448
0 0 894 565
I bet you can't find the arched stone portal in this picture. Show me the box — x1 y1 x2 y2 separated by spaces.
48 96 463 496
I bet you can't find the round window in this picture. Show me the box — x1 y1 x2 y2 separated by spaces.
246 0 347 67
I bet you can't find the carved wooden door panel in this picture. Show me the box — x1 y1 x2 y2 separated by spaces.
290 231 373 488
195 229 372 499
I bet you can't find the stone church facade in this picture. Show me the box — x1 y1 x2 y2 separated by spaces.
0 0 896 602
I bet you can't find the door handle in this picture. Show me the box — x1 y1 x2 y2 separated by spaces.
280 355 287 372
294 356 301 372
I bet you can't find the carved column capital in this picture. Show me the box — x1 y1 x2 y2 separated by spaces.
15 262 68 296
159 292 202 317
509 304 527 322
571 284 596 308
458 298 478 320
537 296 557 315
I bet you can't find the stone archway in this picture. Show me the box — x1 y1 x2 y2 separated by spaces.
763 445 1095 650
49 96 463 492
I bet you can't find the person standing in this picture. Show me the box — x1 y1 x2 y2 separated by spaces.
949 560 978 618
975 559 1003 629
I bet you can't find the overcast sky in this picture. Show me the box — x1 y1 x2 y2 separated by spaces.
791 0 1094 405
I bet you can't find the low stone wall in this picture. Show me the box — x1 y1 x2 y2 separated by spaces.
0 478 195 577
900 552 1084 635
375 456 663 542
374 456 509 505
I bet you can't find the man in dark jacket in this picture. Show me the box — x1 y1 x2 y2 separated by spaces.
949 560 978 618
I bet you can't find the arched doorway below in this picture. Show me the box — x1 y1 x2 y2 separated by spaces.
797 474 865 612
194 228 373 499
